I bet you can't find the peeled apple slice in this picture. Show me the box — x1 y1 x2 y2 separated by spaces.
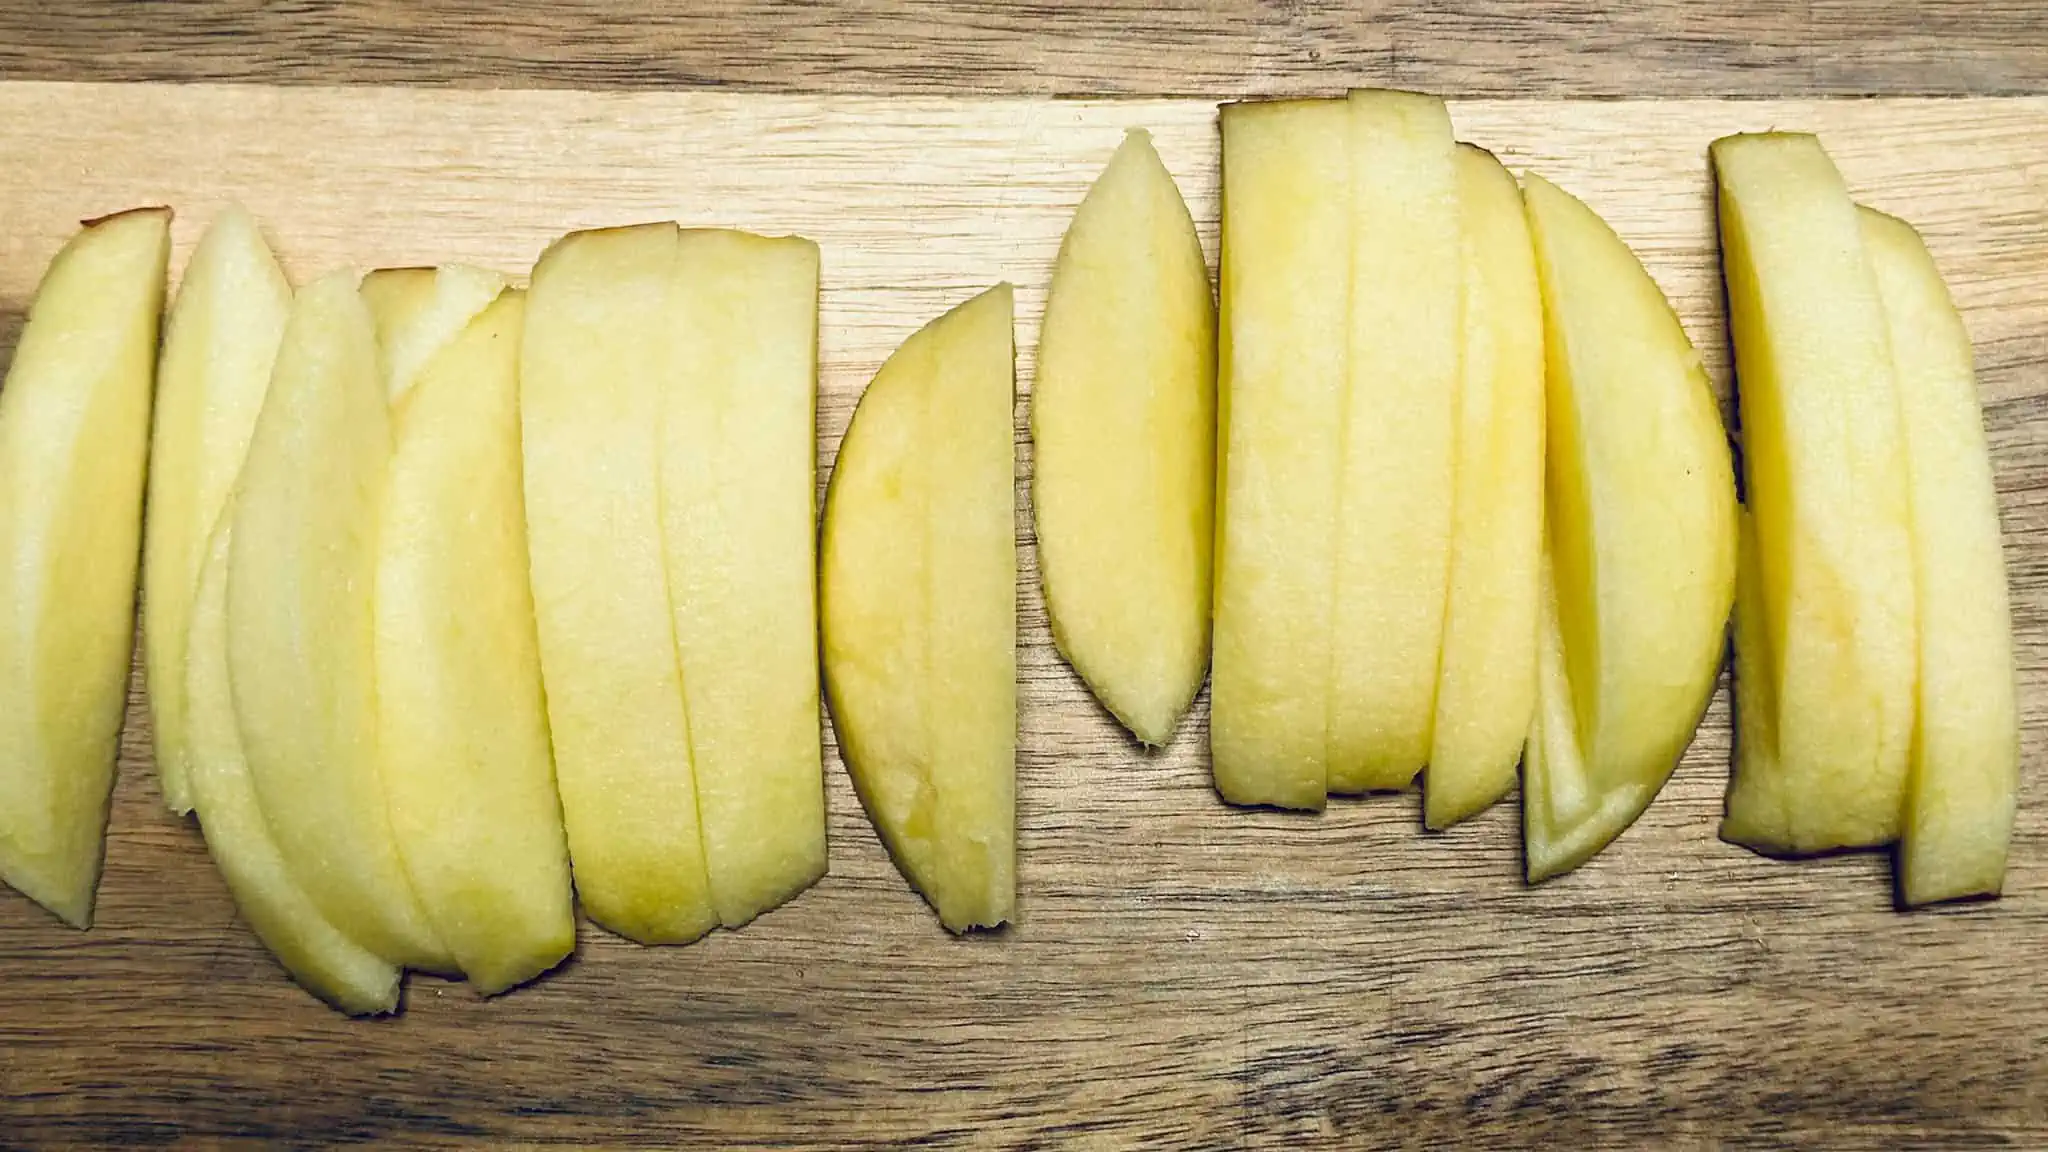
1424 145 1544 831
143 204 293 816
522 224 718 945
821 285 1017 933
359 263 507 404
0 208 170 927
1860 207 2017 906
1713 133 1917 855
1519 173 1737 882
660 229 827 928
228 270 450 970
377 290 575 993
1032 128 1217 747
186 512 401 1015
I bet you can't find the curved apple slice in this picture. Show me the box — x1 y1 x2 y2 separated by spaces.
359 263 506 405
822 286 1016 933
1032 128 1216 747
378 290 574 993
228 270 450 970
1861 208 2017 906
1519 174 1736 881
187 511 400 1015
0 208 169 927
1424 145 1544 831
144 205 293 816
521 224 717 945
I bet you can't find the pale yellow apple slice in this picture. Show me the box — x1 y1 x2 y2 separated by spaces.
228 269 450 970
1326 88 1461 795
186 510 400 1015
821 285 1016 932
1714 133 1917 854
661 229 827 928
1860 207 2017 905
1032 128 1216 747
1425 145 1544 831
522 223 717 944
378 290 575 992
1210 98 1348 810
1520 173 1736 880
359 263 506 405
0 208 169 927
143 205 293 816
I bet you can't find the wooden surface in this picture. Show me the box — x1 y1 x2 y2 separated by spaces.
0 84 2045 1148
0 1 2045 97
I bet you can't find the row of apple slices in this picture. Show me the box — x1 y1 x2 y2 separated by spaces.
1039 96 2014 905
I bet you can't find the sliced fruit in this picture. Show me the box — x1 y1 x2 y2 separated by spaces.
1032 128 1217 747
821 285 1016 932
1326 89 1461 795
0 208 170 927
1209 98 1348 810
1713 133 1917 854
522 223 717 944
359 263 506 404
143 204 293 816
1519 173 1736 881
186 511 400 1015
1425 145 1544 831
660 228 826 928
377 290 575 992
1860 207 2017 905
228 269 449 970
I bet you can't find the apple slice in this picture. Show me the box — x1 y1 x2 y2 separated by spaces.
1860 207 2017 905
821 285 1016 932
1519 174 1737 881
522 224 717 944
359 263 506 404
1713 133 1917 855
186 511 400 1015
1210 98 1348 810
1327 89 1461 795
0 208 169 927
1424 145 1544 831
377 290 575 992
1032 128 1216 746
228 269 450 970
143 205 293 816
660 229 827 928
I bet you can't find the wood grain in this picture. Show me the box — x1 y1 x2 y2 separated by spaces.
0 84 2045 1149
0 1 2045 97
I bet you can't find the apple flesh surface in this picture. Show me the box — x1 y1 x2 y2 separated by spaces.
359 263 506 405
0 208 169 927
143 205 293 816
821 285 1016 933
1032 128 1216 748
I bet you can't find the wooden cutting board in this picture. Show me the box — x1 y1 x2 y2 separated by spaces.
1 83 2044 1149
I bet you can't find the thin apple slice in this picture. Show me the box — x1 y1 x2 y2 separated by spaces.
821 286 1016 932
1425 145 1544 831
377 290 575 992
359 263 506 405
1714 133 1917 855
1210 98 1348 810
660 229 827 928
143 205 293 817
1032 128 1216 747
522 224 717 944
1860 207 2017 905
0 208 169 927
186 510 400 1015
228 269 450 970
1327 89 1461 795
1519 174 1736 880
